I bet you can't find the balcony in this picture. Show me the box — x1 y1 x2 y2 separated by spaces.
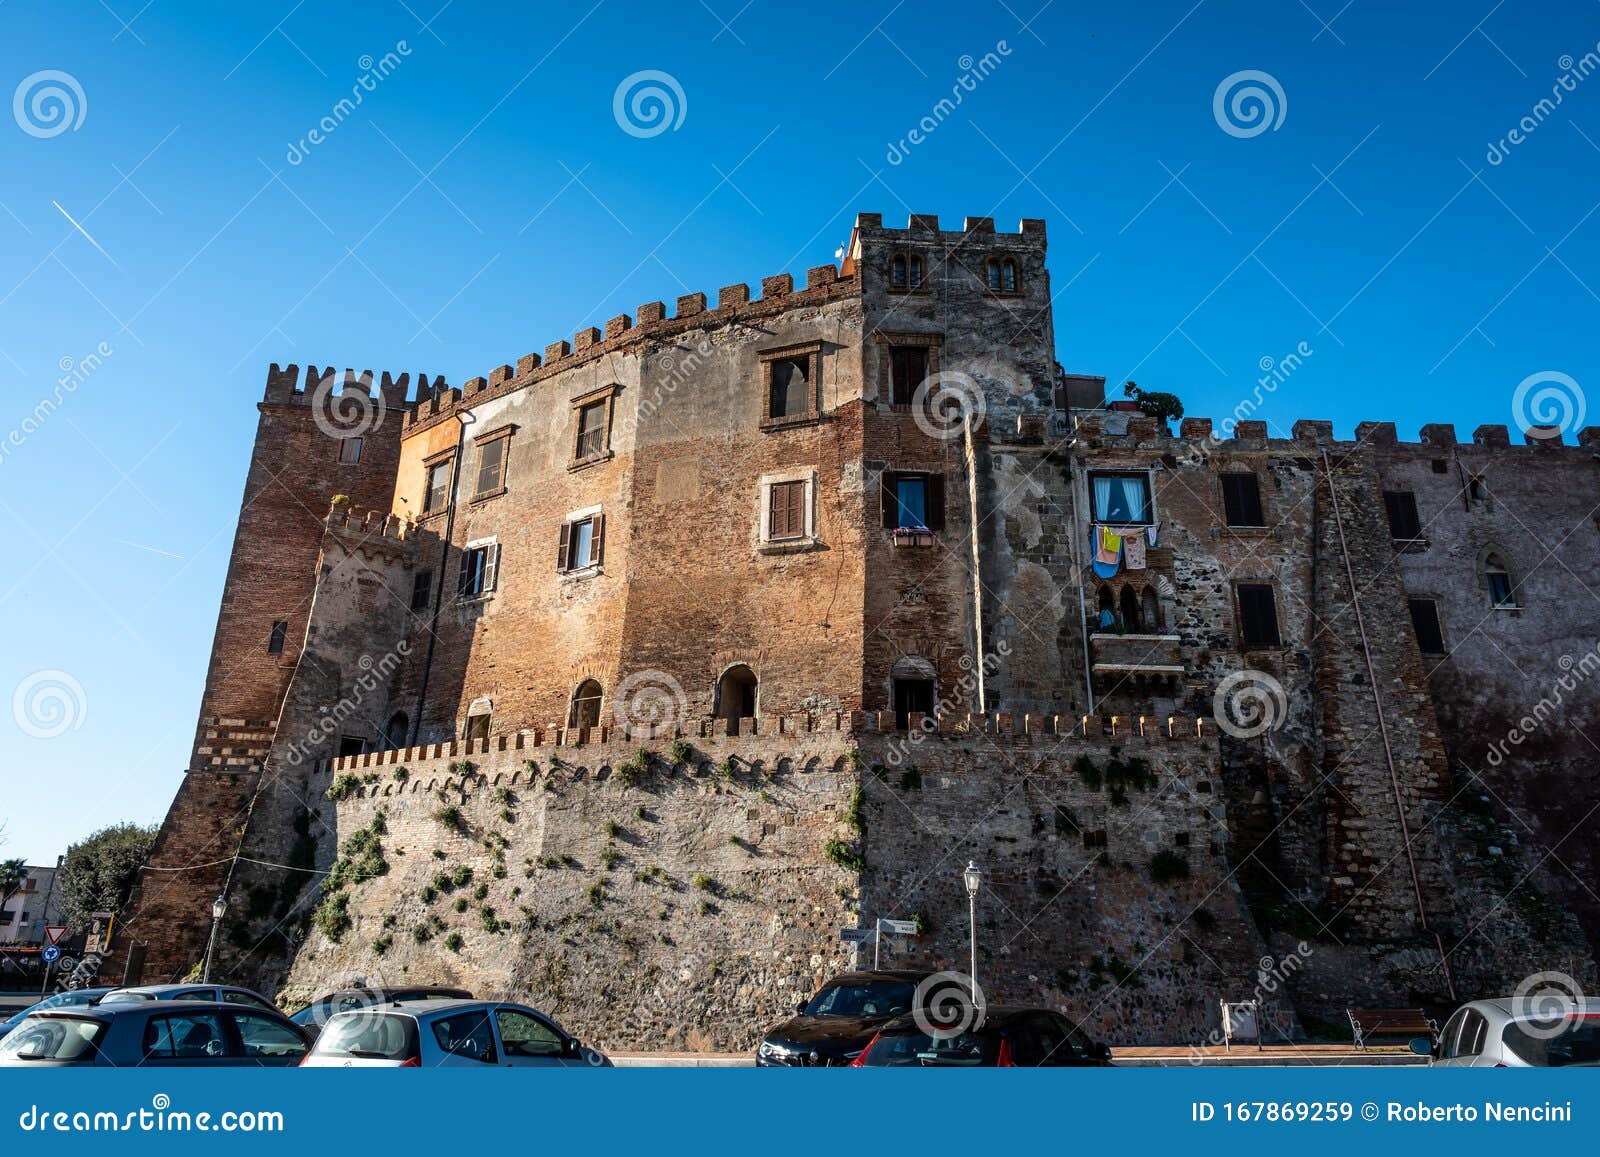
1088 632 1184 678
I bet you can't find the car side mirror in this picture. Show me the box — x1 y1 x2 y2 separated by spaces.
1408 1037 1434 1057
563 1037 582 1057
795 1002 808 1015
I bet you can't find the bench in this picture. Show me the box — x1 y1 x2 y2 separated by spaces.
1347 1007 1437 1051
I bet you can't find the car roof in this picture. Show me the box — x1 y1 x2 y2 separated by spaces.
313 986 471 1000
822 970 932 984
323 997 529 1021
32 999 281 1021
1467 998 1596 1017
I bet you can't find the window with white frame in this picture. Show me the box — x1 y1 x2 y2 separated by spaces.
458 536 500 599
759 470 815 544
558 507 605 573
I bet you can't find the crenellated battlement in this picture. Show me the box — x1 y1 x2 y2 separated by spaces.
1067 409 1600 454
263 362 448 409
850 210 1048 243
402 260 856 437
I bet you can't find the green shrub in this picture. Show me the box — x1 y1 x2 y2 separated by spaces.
326 774 362 802
823 837 863 872
472 882 488 901
479 906 499 933
419 885 437 904
412 923 432 944
668 738 693 765
604 820 621 839
692 873 715 892
314 892 351 942
453 897 468 913
393 767 409 782
588 882 607 908
372 933 393 956
450 865 473 887
435 805 463 833
445 932 463 953
845 784 866 834
615 749 649 788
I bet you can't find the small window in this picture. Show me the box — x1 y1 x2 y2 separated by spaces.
558 514 604 572
384 711 409 750
1236 583 1281 647
475 434 508 496
1383 491 1422 541
268 620 288 654
1408 598 1445 654
768 357 809 420
889 346 928 406
985 258 1018 292
337 735 366 758
891 254 907 288
1090 473 1153 524
891 677 934 730
890 252 923 290
410 570 433 612
569 680 603 729
882 472 945 532
464 713 490 744
458 540 500 598
1430 459 1448 474
339 437 363 464
575 400 609 461
1485 553 1517 608
424 461 451 514
1220 473 1264 527
1468 476 1487 503
768 480 808 541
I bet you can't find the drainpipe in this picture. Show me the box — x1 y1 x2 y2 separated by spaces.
1320 449 1457 1000
963 413 987 713
412 412 470 746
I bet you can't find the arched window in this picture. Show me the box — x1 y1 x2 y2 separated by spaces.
1141 588 1160 631
384 711 409 750
985 258 1019 293
1119 586 1142 631
569 680 604 729
891 254 907 288
907 254 923 287
986 259 1002 291
890 253 923 289
715 664 759 730
1484 552 1517 608
1097 586 1116 629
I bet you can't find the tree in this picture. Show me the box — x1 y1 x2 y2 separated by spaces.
1123 380 1184 427
1 859 27 912
56 823 158 932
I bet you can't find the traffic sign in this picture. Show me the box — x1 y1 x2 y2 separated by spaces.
41 945 60 964
44 925 67 946
839 928 877 944
881 919 920 936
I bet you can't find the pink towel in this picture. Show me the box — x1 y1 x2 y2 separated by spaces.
1094 525 1122 566
1124 534 1146 571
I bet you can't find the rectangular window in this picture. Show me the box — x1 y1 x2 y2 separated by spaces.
339 437 362 464
1090 473 1153 524
1237 583 1280 647
768 357 809 419
768 480 807 541
410 570 433 612
575 400 608 461
882 472 946 531
557 514 605 572
1408 598 1445 654
267 620 288 654
337 735 366 758
475 435 508 496
889 346 928 406
1220 473 1264 527
424 461 451 514
458 540 500 598
1384 491 1422 540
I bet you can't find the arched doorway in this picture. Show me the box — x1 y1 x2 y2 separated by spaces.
715 665 759 733
569 680 604 729
384 711 409 750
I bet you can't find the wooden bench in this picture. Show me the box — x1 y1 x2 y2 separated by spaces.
1347 1007 1437 1051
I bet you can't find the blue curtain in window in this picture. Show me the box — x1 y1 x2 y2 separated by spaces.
1094 476 1148 523
895 478 927 529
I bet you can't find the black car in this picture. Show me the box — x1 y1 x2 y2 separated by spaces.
0 1000 310 1067
287 986 474 1041
756 971 934 1067
850 1005 1113 1067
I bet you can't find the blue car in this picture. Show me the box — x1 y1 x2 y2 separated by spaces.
0 987 117 1041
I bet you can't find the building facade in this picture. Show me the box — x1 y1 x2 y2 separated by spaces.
114 213 1600 1045
1 864 63 946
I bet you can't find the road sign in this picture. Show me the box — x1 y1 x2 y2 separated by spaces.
881 919 920 936
44 925 67 946
88 912 114 954
41 945 60 964
839 928 877 944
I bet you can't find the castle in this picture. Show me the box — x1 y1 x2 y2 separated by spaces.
113 213 1600 1048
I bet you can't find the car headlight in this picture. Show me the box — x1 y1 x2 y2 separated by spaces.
757 1040 783 1058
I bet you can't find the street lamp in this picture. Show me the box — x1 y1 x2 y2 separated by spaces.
962 862 982 1010
201 895 227 983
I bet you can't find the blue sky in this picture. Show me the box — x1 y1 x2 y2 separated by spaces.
2 0 1598 864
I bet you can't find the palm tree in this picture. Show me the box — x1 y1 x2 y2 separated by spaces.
0 858 27 912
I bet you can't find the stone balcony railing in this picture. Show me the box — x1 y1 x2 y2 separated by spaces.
1088 632 1185 676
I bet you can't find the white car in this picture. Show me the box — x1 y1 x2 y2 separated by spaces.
1415 998 1600 1067
299 999 610 1068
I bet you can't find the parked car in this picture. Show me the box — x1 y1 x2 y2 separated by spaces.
100 983 280 1012
850 1006 1113 1067
0 1000 310 1067
288 986 474 1041
0 987 117 1041
299 998 609 1068
756 970 934 1067
1412 998 1600 1067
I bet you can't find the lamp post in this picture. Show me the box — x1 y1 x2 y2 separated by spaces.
201 895 227 983
962 861 982 1011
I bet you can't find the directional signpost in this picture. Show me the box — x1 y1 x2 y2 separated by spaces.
873 917 921 969
839 927 877 945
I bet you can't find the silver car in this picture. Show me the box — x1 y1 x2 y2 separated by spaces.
1414 998 1600 1067
299 998 611 1068
100 983 279 1012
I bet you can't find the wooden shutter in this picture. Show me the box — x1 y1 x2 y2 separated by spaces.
483 543 499 592
790 481 805 537
926 473 946 531
457 549 473 596
593 514 605 565
880 474 897 528
556 523 569 572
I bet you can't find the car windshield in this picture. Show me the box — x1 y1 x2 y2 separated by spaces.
3 990 101 1027
0 1017 105 1062
297 993 379 1026
1502 1015 1600 1066
314 1013 415 1060
862 1028 999 1067
804 981 915 1018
